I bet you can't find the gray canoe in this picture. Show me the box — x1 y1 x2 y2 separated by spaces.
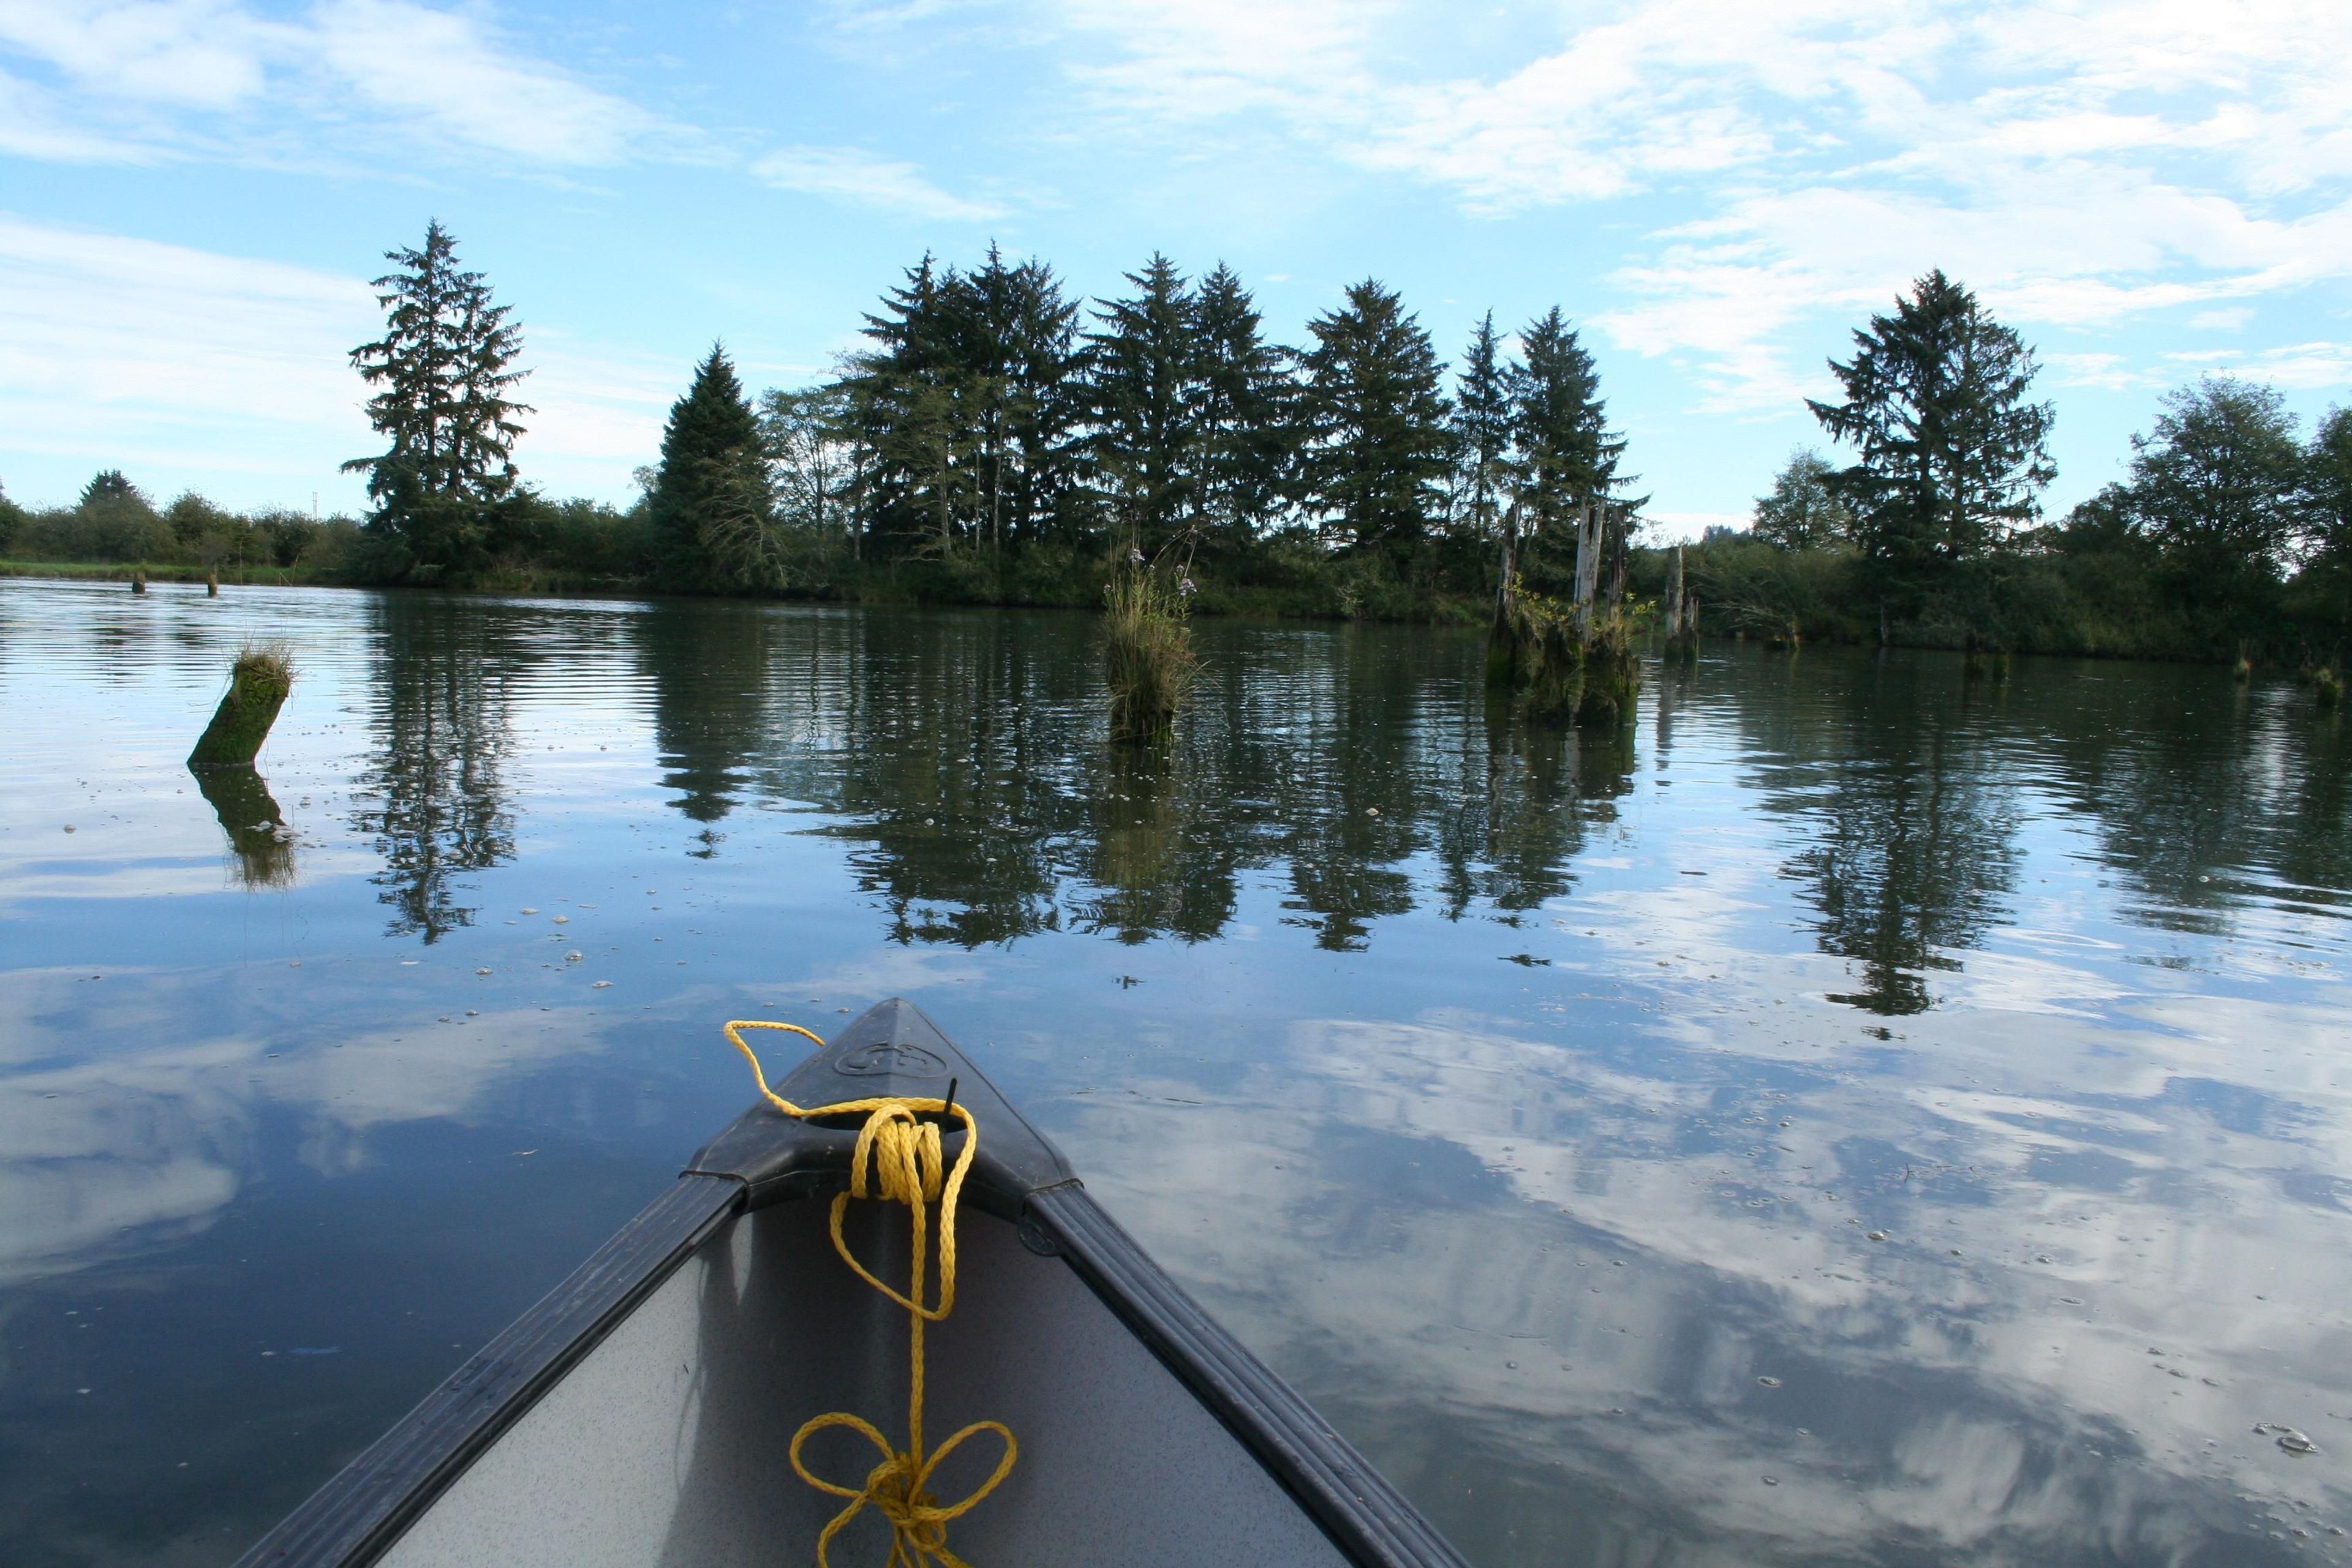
234 999 1470 1568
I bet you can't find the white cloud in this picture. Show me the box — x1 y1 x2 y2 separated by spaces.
0 0 682 167
0 215 672 508
1054 0 2352 407
750 144 1008 222
2188 307 2253 331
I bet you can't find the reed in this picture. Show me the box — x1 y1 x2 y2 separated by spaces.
1103 563 1196 744
189 641 295 769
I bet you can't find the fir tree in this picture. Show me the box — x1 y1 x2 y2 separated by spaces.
80 470 145 510
649 344 777 590
1507 307 1619 536
1085 254 1200 546
1808 270 2054 611
1191 263 1289 543
344 221 532 578
1296 279 1453 556
1454 312 1512 541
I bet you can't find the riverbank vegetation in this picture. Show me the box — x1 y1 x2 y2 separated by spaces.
7 227 2348 669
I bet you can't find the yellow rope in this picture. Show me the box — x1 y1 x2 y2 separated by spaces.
726 1020 1017 1568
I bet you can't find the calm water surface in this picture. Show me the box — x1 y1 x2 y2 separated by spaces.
4 579 2350 1567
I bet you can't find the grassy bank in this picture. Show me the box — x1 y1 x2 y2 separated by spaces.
0 559 331 587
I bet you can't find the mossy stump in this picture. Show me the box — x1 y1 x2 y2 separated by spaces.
189 646 293 769
131 570 146 595
1577 612 1640 726
1488 591 1637 725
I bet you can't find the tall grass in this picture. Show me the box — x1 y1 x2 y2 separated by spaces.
1103 563 1196 744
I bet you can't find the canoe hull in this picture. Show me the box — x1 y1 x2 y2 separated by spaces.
234 1001 1468 1568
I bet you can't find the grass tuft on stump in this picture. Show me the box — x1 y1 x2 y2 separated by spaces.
1104 564 1196 745
189 641 295 769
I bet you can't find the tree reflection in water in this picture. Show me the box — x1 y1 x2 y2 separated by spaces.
350 598 517 941
622 608 1645 953
1743 654 2020 1014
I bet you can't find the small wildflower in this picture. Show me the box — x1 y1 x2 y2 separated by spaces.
1128 548 1145 565
1178 577 1196 597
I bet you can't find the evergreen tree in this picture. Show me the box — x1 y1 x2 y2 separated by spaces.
1752 450 1855 549
839 252 1082 558
1296 279 1453 556
1454 312 1512 543
1085 254 1200 546
80 470 144 510
1507 307 1618 536
649 344 778 590
344 221 532 578
1191 263 1289 543
1807 270 2054 611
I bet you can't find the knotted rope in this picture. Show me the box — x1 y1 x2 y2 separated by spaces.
726 1020 1017 1568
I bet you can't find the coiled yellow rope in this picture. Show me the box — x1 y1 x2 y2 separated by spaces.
725 1019 1017 1568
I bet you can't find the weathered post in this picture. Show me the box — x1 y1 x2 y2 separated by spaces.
207 569 219 598
131 570 146 595
189 644 293 769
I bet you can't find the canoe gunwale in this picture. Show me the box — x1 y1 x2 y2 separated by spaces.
228 1175 745 1568
1028 1185 1471 1568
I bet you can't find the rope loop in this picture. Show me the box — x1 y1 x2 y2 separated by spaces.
725 1020 1015 1568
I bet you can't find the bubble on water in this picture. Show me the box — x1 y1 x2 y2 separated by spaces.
1761 1476 1779 1486
565 951 583 963
1757 1376 1782 1389
2278 1430 2320 1456
1867 1231 1888 1242
521 908 537 914
593 980 612 989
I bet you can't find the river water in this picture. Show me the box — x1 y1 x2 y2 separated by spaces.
3 579 2348 1567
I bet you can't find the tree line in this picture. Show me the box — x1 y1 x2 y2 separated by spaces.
326 224 1627 611
1696 269 2352 665
7 221 2347 666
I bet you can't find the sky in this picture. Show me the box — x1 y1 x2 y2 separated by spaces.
4 1 2351 538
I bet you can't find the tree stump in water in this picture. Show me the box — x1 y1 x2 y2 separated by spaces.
189 646 293 769
207 570 219 597
131 570 146 595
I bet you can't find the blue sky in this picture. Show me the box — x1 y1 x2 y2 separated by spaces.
4 1 2350 537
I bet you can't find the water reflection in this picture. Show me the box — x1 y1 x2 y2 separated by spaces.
7 583 2351 1568
351 598 517 941
1736 658 2021 1014
639 601 780 853
624 610 1648 953
190 764 295 889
